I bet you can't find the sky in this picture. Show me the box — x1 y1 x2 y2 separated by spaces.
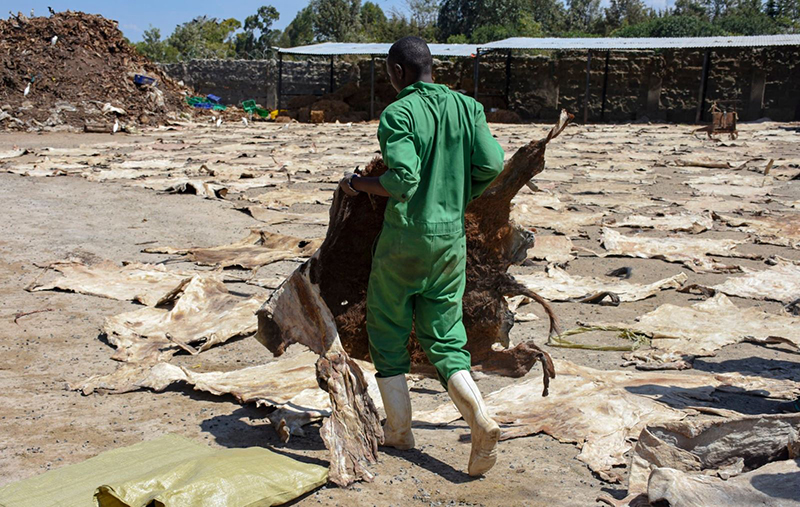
10 0 674 42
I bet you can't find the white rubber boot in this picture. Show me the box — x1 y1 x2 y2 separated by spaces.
447 370 501 476
376 374 415 450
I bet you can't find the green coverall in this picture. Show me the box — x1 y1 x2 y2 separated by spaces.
366 81 505 385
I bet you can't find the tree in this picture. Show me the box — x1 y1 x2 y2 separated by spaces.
672 0 710 18
279 6 317 47
716 11 781 32
407 0 440 27
166 16 241 60
566 0 603 32
614 14 726 36
360 1 388 41
438 0 531 40
134 26 179 62
605 0 652 31
312 0 363 41
235 6 281 58
528 0 567 34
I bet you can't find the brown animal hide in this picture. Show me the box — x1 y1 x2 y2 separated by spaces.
258 111 571 380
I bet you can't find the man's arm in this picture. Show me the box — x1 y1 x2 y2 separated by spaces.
469 104 505 201
340 107 420 200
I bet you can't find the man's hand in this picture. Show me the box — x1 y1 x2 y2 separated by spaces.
339 172 359 197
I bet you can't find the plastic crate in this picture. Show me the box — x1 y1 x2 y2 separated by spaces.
212 104 227 111
254 107 270 118
193 102 213 109
206 94 221 104
134 74 157 86
242 99 257 112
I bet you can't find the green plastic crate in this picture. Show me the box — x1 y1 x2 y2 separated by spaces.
212 104 227 111
242 100 257 112
254 107 270 118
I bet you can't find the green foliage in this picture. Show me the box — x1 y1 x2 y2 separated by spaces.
715 11 781 33
566 0 603 32
279 6 317 47
360 2 388 41
604 0 653 32
163 16 242 60
235 6 281 58
614 14 727 36
134 26 179 62
529 0 567 34
312 0 363 41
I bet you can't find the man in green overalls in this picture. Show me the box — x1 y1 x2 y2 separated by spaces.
339 36 505 476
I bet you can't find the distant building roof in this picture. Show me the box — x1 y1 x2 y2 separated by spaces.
278 42 478 57
479 34 800 51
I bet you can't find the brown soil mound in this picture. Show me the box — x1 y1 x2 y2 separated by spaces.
486 109 523 123
0 11 189 131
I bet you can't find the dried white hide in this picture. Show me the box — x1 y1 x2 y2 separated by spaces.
598 294 800 360
27 260 192 306
715 212 800 249
712 257 800 304
236 206 329 226
600 227 748 273
251 187 333 208
526 235 576 264
103 275 262 362
75 349 382 442
676 196 763 214
685 173 776 198
604 212 713 233
512 203 605 236
163 180 229 199
615 415 800 507
145 229 322 270
515 266 687 303
415 360 799 483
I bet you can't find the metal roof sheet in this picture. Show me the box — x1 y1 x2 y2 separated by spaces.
278 42 478 57
478 34 800 51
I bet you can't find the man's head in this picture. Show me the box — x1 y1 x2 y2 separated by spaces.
386 36 433 92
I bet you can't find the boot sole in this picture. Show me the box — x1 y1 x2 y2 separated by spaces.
468 425 501 476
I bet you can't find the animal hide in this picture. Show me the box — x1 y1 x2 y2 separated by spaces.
512 202 605 236
103 275 262 362
415 360 799 483
715 213 800 249
27 259 192 306
144 229 322 269
603 415 800 506
526 235 576 264
515 266 687 303
600 227 749 273
711 257 800 304
75 348 382 442
597 293 800 362
604 212 713 233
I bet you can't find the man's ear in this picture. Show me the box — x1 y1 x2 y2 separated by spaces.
393 62 404 82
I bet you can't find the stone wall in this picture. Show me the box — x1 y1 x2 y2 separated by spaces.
162 47 800 122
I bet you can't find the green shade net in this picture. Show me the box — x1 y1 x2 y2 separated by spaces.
0 434 327 507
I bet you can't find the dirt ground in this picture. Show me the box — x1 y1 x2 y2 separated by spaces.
1 119 799 506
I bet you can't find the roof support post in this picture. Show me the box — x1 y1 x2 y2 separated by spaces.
746 65 766 121
695 49 711 123
504 50 512 107
370 56 375 120
473 50 480 100
330 55 335 93
277 52 283 112
600 50 610 121
583 49 592 124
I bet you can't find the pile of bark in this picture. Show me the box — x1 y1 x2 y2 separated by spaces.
0 11 190 131
285 81 394 123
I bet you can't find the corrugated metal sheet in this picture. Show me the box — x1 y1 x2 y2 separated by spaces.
479 35 800 51
278 42 478 57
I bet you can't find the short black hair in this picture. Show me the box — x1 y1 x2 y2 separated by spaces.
388 36 433 77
